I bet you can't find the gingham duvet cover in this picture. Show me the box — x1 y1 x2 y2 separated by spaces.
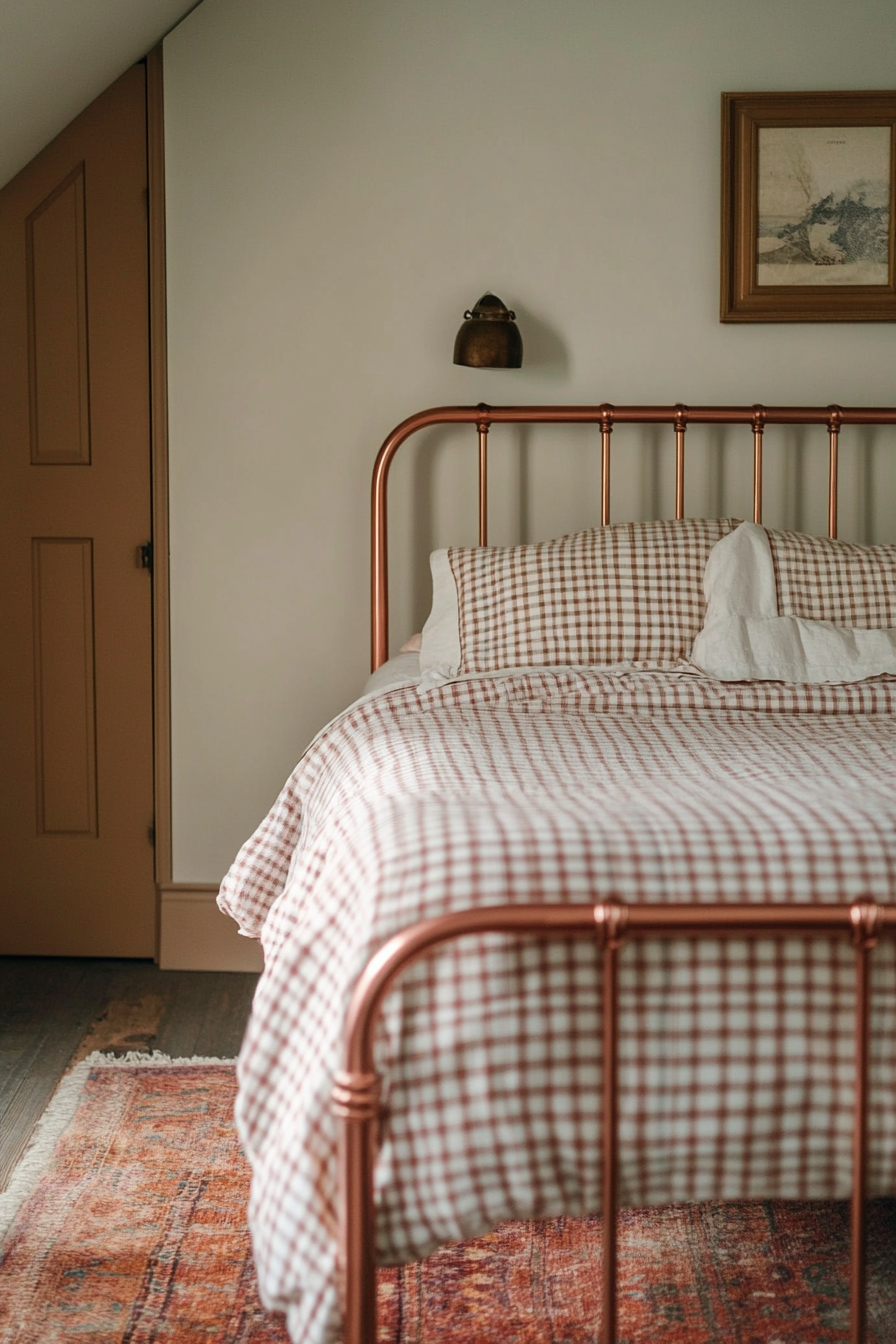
219 667 896 1344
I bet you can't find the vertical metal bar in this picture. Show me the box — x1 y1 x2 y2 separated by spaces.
828 406 841 539
674 406 688 520
595 900 626 1344
600 406 613 526
478 419 489 546
602 936 619 1344
332 1070 381 1344
753 431 763 524
371 457 389 672
751 406 765 524
850 944 869 1344
849 900 880 1344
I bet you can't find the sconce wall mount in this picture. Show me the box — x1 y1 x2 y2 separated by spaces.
453 292 523 368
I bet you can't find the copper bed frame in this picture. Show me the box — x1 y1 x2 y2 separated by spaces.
334 403 896 1344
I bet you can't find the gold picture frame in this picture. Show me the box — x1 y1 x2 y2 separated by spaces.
721 91 896 322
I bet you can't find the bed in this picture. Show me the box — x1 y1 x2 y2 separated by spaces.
218 402 896 1344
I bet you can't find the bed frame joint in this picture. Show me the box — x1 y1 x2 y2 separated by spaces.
332 1069 382 1121
593 898 628 949
850 899 882 950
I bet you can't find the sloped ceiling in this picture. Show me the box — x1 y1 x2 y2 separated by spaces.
0 0 202 188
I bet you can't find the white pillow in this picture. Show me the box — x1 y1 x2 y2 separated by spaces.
361 651 421 698
691 522 896 683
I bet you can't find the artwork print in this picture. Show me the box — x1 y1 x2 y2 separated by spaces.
757 126 891 286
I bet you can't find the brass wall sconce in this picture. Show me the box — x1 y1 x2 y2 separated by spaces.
453 293 523 368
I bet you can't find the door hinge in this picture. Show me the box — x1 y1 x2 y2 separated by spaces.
139 541 153 573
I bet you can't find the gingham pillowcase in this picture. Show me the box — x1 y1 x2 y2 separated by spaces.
419 518 741 679
768 529 896 627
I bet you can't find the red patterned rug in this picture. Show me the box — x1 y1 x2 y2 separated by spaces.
0 1058 892 1342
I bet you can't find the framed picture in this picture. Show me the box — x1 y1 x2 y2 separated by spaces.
721 91 896 322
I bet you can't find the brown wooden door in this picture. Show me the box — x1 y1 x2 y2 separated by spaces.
0 64 156 956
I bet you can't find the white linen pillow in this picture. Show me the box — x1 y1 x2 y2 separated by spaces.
419 518 740 684
691 521 896 683
361 651 421 698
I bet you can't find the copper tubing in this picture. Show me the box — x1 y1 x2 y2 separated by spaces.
334 899 893 1344
596 900 626 1344
600 404 613 527
602 939 618 1344
751 405 765 524
340 905 896 1080
849 901 883 1344
851 941 870 1344
478 417 489 546
829 405 842 539
331 1069 380 1343
370 403 896 670
674 405 688 520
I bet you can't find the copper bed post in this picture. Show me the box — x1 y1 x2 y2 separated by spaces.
828 405 842 539
477 408 490 546
751 405 766 524
331 1068 380 1344
673 404 688 519
600 405 613 526
596 899 627 1344
369 405 490 670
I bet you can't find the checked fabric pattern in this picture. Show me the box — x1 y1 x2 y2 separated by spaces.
768 527 896 628
219 668 896 1344
446 517 740 673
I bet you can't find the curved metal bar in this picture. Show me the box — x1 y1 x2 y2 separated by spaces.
370 403 896 669
340 902 894 1076
335 902 614 1344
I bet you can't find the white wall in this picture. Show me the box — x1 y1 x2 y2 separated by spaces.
164 0 896 883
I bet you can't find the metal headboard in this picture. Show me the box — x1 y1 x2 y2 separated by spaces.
370 402 896 671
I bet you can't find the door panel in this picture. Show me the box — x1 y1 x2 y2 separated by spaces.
0 64 155 956
32 537 98 836
27 165 91 465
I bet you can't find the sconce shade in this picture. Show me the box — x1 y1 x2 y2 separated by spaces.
453 292 523 368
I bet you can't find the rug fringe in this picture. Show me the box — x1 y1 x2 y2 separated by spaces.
0 1052 236 1243
81 1049 238 1067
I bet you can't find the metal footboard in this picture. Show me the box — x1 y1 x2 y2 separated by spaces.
332 900 894 1344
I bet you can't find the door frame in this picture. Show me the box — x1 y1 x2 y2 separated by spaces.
147 45 172 912
146 47 261 971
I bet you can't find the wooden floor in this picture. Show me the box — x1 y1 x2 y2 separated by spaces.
0 956 259 1192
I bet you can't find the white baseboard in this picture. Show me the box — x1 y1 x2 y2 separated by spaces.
158 885 264 972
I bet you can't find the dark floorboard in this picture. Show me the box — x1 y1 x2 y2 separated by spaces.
0 957 259 1192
